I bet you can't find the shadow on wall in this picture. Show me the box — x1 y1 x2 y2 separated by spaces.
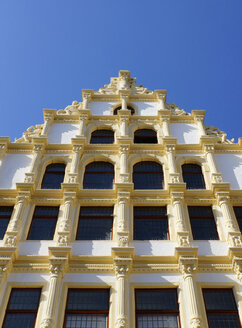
170 123 200 144
0 154 32 189
215 154 242 189
48 123 79 144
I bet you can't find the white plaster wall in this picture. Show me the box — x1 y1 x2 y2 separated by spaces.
48 123 79 144
18 241 56 256
88 101 117 115
131 241 177 256
170 123 201 144
0 154 32 189
197 273 238 283
130 273 182 284
132 102 160 116
8 273 49 283
63 273 116 284
192 241 228 256
71 241 117 256
215 154 242 190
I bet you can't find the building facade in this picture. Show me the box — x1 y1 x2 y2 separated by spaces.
0 70 241 328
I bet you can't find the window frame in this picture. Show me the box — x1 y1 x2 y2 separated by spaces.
135 288 181 328
134 129 158 144
2 288 41 328
133 206 169 240
188 206 219 240
90 129 114 144
113 105 135 115
76 206 114 241
181 163 206 190
41 163 66 189
27 205 59 240
233 206 242 233
63 288 110 328
83 161 114 190
0 206 13 239
202 288 241 328
133 161 164 190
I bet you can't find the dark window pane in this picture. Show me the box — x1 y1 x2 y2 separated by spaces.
207 314 241 328
233 207 242 232
90 130 114 144
41 163 65 189
4 313 36 328
134 207 168 240
134 129 157 144
28 206 59 240
8 289 40 310
84 162 114 189
67 289 109 311
133 162 163 190
113 105 135 115
203 289 241 328
0 206 13 239
203 289 237 311
76 207 113 240
65 314 107 328
3 288 41 328
136 290 178 311
188 206 218 240
137 315 179 328
182 164 205 189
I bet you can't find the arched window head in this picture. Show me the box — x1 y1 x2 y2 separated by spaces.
133 161 163 190
41 163 66 189
113 105 135 115
182 163 205 189
90 129 114 144
83 161 114 189
134 129 157 144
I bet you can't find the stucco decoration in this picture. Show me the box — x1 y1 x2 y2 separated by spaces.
96 70 153 95
14 124 43 143
205 125 234 144
57 100 81 115
166 102 190 116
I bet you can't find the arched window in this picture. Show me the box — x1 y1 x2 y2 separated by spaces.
182 164 205 189
113 105 135 115
90 129 114 144
83 161 114 189
41 163 66 189
134 129 157 144
133 161 163 189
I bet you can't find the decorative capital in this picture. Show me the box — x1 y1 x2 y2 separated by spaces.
178 233 190 247
57 233 69 247
114 258 132 278
161 115 170 122
190 317 202 328
73 145 83 153
117 232 129 247
33 144 44 152
40 318 52 328
0 144 7 151
169 173 180 184
0 257 12 278
211 173 223 184
4 233 17 247
165 145 176 153
115 316 128 328
49 258 67 277
229 233 242 247
120 145 129 154
216 191 230 206
171 192 184 205
179 257 198 279
204 144 214 153
232 257 242 282
44 113 54 122
79 113 89 121
24 172 35 183
194 115 204 123
68 173 78 184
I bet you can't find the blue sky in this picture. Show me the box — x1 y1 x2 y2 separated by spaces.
0 0 241 141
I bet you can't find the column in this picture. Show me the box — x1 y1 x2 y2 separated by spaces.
161 116 170 137
114 259 131 328
216 192 242 247
120 117 129 137
119 145 129 183
82 93 91 110
40 260 65 328
57 193 75 246
117 192 130 247
24 143 44 183
68 145 83 183
158 95 166 110
4 193 29 247
0 257 11 289
41 113 54 136
121 95 128 110
77 114 88 137
172 192 190 246
179 257 202 328
165 145 180 183
194 115 206 136
203 145 223 183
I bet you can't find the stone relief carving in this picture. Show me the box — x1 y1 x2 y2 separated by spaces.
165 103 191 116
205 125 234 144
14 124 43 143
57 100 81 115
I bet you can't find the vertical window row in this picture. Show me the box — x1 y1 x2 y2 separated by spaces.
0 206 13 239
